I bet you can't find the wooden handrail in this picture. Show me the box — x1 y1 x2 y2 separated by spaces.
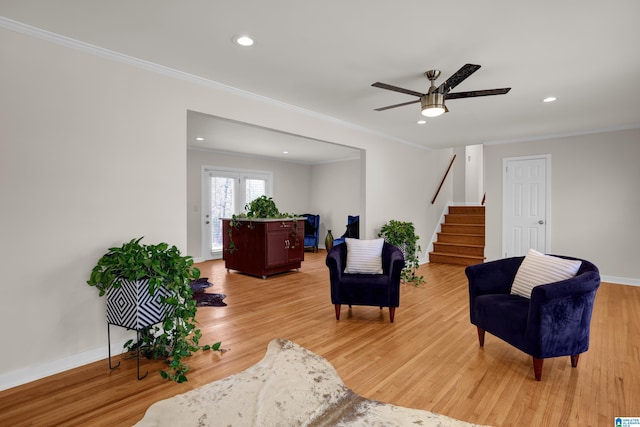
431 154 456 204
481 192 486 206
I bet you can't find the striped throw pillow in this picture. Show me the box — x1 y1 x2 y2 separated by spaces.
510 249 582 298
344 238 384 274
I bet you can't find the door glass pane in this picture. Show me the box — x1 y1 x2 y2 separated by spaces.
210 176 235 252
245 178 266 207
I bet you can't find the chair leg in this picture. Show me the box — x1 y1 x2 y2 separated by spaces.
476 327 485 347
334 304 341 320
570 354 580 368
389 307 396 323
533 357 544 381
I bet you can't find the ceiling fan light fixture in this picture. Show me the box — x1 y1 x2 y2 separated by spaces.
421 92 447 117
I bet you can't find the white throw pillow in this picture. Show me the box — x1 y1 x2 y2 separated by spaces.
344 238 384 274
510 249 582 298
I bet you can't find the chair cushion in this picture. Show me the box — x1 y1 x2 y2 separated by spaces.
510 249 582 299
344 238 384 274
475 294 530 350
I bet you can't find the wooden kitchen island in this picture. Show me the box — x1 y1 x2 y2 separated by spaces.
221 218 305 278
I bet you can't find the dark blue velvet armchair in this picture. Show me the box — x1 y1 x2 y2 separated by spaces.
466 255 600 380
326 242 404 323
302 213 320 252
332 215 359 247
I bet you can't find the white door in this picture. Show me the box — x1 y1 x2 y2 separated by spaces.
202 168 271 260
503 156 550 257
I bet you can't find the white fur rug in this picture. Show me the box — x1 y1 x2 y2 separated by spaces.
134 338 490 427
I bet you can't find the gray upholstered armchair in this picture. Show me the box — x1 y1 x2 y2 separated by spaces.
326 240 404 323
466 253 600 380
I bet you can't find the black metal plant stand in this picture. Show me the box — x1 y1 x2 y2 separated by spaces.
105 278 170 380
107 322 150 380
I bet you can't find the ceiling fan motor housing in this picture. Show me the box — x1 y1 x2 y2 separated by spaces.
421 92 447 116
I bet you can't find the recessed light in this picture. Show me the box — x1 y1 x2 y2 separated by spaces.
282 151 289 154
543 96 557 103
234 35 254 46
417 120 427 125
196 137 204 141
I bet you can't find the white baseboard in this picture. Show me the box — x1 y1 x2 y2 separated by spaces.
0 338 129 392
601 275 640 286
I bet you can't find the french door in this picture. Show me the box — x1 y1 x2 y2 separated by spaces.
202 168 272 260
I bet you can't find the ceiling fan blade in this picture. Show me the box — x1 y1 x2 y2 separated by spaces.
372 82 425 98
437 64 481 94
445 88 511 100
374 99 421 111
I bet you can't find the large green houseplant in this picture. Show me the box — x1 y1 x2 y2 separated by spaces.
87 237 221 383
378 220 425 286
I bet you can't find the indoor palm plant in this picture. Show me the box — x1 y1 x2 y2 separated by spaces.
87 237 221 382
378 220 425 286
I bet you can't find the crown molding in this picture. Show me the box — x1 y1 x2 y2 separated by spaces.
483 123 640 146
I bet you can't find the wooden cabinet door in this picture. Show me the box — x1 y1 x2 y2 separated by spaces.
266 228 288 267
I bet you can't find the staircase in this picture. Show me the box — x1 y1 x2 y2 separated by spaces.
429 206 485 266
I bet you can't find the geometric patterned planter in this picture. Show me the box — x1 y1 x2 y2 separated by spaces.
106 278 172 329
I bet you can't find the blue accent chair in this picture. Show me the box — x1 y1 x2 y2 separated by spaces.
466 255 600 380
332 215 359 246
326 242 404 323
301 213 320 252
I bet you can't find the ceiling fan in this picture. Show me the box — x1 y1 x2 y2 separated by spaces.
372 63 511 117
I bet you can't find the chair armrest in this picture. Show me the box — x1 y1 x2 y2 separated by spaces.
325 244 346 281
525 270 601 357
466 257 524 296
383 244 405 283
529 270 601 305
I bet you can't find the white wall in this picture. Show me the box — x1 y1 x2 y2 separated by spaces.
452 146 466 203
1 28 192 389
309 159 361 244
465 144 484 204
484 128 640 283
0 26 443 389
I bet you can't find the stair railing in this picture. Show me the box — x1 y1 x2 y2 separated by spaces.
431 154 456 204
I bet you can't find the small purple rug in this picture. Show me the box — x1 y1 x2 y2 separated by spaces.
190 278 213 293
189 278 227 307
192 292 227 307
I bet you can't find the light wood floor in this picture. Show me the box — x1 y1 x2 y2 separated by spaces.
1 252 639 426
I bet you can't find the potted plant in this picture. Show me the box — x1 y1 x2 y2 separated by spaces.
378 220 425 286
87 237 222 383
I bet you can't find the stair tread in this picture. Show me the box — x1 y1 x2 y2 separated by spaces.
438 232 485 237
429 251 485 260
434 242 484 248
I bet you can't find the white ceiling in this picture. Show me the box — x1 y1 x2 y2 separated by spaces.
3 1 639 162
